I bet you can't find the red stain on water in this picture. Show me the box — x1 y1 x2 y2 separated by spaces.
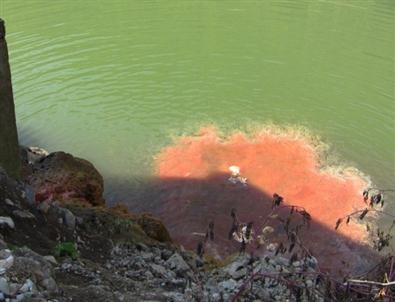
152 127 376 274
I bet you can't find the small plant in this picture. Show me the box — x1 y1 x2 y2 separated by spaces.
332 188 395 301
334 188 395 253
7 243 20 251
54 242 79 259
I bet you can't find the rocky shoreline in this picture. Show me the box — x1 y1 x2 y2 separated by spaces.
0 148 388 301
0 213 323 302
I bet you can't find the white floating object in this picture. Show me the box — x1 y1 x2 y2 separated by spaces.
229 165 240 176
228 165 248 186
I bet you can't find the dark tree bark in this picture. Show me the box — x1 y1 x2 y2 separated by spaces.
0 19 21 179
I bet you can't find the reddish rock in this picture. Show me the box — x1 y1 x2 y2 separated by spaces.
26 152 104 206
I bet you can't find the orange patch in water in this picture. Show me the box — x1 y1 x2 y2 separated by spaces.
154 127 374 274
157 128 366 231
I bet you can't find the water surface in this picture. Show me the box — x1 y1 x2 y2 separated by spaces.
1 0 394 229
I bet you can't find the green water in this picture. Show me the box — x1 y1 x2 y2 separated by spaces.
1 0 394 211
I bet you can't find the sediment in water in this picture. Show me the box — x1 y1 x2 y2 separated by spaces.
151 125 377 275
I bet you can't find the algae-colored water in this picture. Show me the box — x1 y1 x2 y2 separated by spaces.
1 1 394 226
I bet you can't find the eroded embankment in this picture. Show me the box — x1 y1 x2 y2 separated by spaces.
151 126 377 275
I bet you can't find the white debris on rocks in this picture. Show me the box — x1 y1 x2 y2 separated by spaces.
0 217 14 229
25 146 49 165
0 247 59 302
0 249 13 275
232 224 255 243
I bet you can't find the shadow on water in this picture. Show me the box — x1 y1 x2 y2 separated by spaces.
18 125 382 277
106 172 380 278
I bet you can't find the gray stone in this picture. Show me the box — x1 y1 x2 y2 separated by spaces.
16 293 27 302
0 239 7 250
51 206 76 229
16 293 33 302
37 201 50 214
11 248 52 281
0 276 10 295
292 261 301 267
61 262 72 270
43 255 58 266
150 264 167 277
306 256 318 269
154 256 162 264
9 282 21 296
67 285 122 302
166 253 190 274
76 216 84 225
151 247 161 256
141 252 154 261
163 292 187 302
40 277 58 293
306 279 313 287
61 208 76 230
23 185 35 205
161 249 172 260
18 279 34 293
0 249 13 274
26 147 49 164
219 279 238 292
268 259 277 266
4 198 14 206
275 256 289 266
12 210 35 219
137 243 149 251
144 270 154 279
224 255 249 280
0 217 14 229
195 257 204 268
231 267 247 280
0 249 12 260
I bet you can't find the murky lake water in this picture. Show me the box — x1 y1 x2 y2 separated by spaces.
1 1 394 240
